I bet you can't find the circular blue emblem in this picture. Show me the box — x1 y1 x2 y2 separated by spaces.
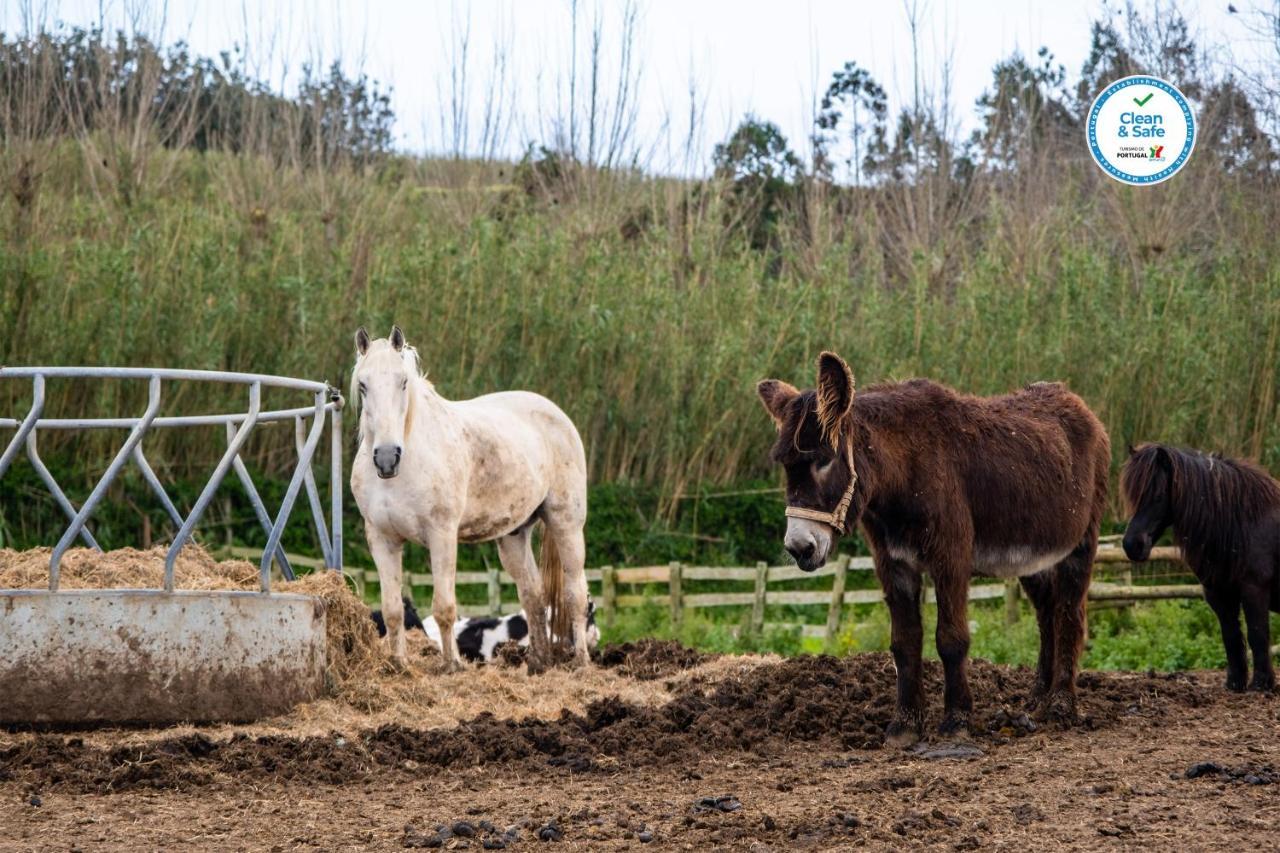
1086 75 1196 186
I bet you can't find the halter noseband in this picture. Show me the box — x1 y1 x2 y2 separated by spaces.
785 438 859 535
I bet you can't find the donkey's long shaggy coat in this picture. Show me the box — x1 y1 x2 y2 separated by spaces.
1122 444 1280 691
759 353 1110 745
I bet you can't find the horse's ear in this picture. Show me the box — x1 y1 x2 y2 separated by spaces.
390 325 405 351
1126 442 1136 456
1155 445 1173 473
354 326 370 357
816 351 854 445
756 379 798 428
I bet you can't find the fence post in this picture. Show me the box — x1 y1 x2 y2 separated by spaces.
602 565 616 626
669 561 683 630
1004 580 1020 625
488 566 502 616
751 561 767 634
825 554 850 644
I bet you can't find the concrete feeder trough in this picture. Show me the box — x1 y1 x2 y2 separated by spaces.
0 589 326 724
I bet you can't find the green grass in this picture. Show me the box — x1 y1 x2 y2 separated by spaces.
599 598 1280 674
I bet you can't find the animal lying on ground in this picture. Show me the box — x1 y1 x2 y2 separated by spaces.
757 352 1110 746
371 597 600 663
351 325 590 674
1122 443 1280 692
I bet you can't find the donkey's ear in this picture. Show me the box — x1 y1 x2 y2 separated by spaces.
756 379 799 428
354 326 371 356
389 325 405 351
816 351 855 443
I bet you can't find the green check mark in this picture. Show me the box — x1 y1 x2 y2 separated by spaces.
1133 92 1154 107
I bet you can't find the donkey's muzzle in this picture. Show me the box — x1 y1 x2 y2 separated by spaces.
373 445 402 479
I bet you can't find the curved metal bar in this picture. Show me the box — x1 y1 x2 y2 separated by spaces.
25 431 101 551
132 445 185 530
329 406 343 571
50 375 164 590
296 416 333 568
0 399 341 430
0 366 329 393
260 392 327 592
0 375 45 480
165 382 262 591
228 420 292 581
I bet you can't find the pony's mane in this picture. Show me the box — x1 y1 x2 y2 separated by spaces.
1122 443 1280 568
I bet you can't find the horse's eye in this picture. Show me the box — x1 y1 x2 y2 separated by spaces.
358 383 366 396
814 458 835 474
401 378 408 390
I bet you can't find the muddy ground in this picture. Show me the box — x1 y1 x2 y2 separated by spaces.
2 644 1279 851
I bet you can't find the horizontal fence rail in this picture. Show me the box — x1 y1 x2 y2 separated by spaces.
231 542 1197 643
0 366 345 593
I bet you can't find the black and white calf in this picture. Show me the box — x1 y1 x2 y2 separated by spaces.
371 598 599 663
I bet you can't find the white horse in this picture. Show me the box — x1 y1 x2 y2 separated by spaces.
350 326 590 673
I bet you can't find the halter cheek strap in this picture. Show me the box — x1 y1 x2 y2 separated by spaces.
785 440 859 535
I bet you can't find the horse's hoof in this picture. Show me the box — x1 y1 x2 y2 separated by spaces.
1226 671 1248 692
1248 676 1276 693
883 720 922 750
526 654 549 676
383 655 410 675
437 658 464 675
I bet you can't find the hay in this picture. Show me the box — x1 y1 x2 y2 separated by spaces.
0 545 259 590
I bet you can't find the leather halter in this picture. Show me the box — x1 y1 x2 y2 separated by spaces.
785 438 859 535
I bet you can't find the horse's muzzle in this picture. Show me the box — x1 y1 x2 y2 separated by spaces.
373 445 402 479
1122 532 1152 562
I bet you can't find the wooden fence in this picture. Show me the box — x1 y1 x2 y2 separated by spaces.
227 542 1198 644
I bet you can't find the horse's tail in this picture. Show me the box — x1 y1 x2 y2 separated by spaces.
539 525 570 646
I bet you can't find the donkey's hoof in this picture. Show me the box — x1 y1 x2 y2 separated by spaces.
883 720 922 750
1034 691 1078 724
937 714 971 740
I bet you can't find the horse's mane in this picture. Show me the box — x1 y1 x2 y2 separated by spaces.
350 342 430 445
1122 443 1280 569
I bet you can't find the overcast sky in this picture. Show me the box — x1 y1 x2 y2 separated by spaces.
11 1 1262 174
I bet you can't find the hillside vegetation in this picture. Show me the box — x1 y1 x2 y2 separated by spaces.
3 12 1280 568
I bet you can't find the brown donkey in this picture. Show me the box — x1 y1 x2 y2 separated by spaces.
758 353 1110 746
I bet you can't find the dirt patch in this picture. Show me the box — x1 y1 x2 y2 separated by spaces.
0 651 1232 794
3 652 1279 850
595 638 713 680
2 645 1278 849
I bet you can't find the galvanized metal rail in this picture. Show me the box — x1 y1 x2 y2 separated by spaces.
0 367 344 592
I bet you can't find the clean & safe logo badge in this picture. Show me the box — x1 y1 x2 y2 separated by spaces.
1086 75 1195 185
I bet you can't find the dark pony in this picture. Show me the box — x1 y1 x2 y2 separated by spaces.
1122 444 1280 691
759 353 1111 746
